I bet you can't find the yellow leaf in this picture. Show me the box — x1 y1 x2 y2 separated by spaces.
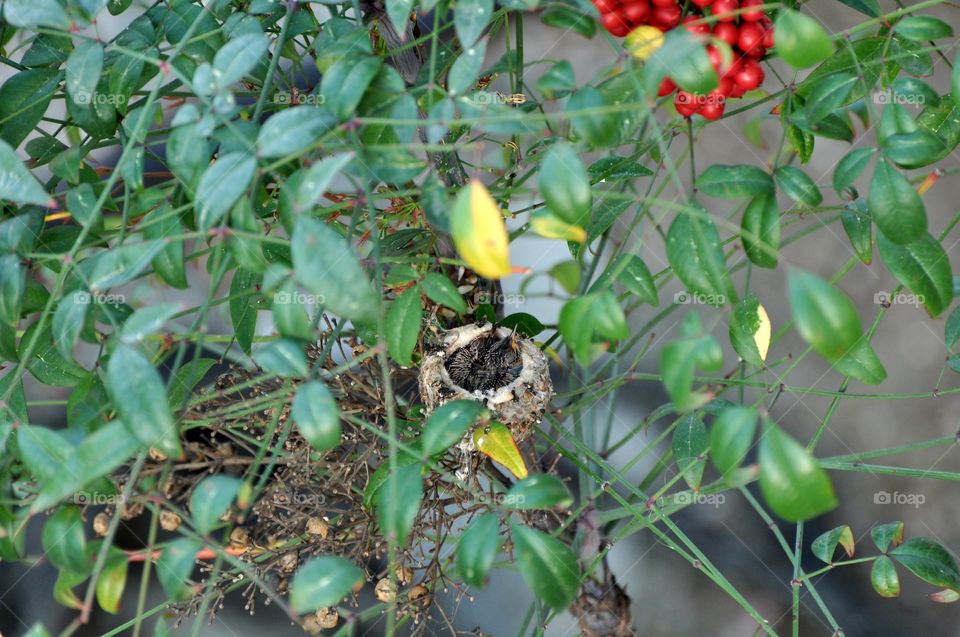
473 422 528 480
625 26 664 61
451 180 511 280
530 210 587 243
754 302 771 362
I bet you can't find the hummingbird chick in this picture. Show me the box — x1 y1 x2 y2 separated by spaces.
444 327 522 392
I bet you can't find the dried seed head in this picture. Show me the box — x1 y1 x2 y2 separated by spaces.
278 551 299 572
148 448 168 461
230 527 249 547
407 584 431 606
396 565 414 585
93 512 110 536
306 517 330 539
375 578 397 602
160 511 182 531
315 607 339 629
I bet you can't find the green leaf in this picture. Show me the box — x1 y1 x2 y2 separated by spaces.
363 452 420 509
42 506 89 574
0 254 25 325
386 0 415 38
696 164 773 200
541 6 594 38
666 208 735 305
291 380 341 452
86 241 164 290
66 41 104 106
377 463 423 545
0 372 27 445
788 270 862 363
804 73 857 124
509 523 580 611
837 0 879 17
947 308 960 350
448 39 487 95
833 147 875 195
710 405 757 478
143 205 187 289
882 130 946 170
3 0 71 29
536 60 575 100
456 513 502 588
190 475 242 535
877 233 952 317
167 358 216 410
195 153 256 232
421 273 467 314
871 521 905 553
645 29 717 96
616 255 658 305
774 9 834 69
539 142 592 226
891 538 960 592
386 285 422 366
498 312 545 337
119 303 182 343
558 291 628 365
758 419 837 522
294 152 354 213
420 400 485 458
1 69 61 148
52 291 90 361
18 425 72 482
566 87 618 148
253 338 309 377
893 16 953 41
256 107 335 158
106 343 181 457
96 548 128 614
321 56 381 121
811 525 855 563
20 320 85 387
660 315 723 412
290 556 363 614
740 193 780 269
672 413 709 489
292 217 380 322
0 139 53 206
841 201 872 265
156 538 202 602
774 166 822 207
833 339 887 385
868 159 927 245
31 421 142 512
229 269 259 355
212 33 269 89
454 0 493 48
872 555 901 597
505 475 573 510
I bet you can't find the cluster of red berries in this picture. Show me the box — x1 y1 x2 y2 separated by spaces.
593 0 773 119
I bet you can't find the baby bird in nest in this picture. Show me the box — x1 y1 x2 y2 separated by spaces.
444 328 523 392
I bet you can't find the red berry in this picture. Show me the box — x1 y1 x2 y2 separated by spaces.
690 0 714 7
711 0 738 22
675 90 700 117
602 11 630 36
651 0 675 7
593 0 618 13
682 15 710 35
733 58 764 90
740 0 764 21
761 19 775 48
713 22 738 46
623 0 651 25
706 44 733 77
700 100 725 120
652 4 681 27
737 22 765 57
716 77 734 97
658 77 677 97
729 82 746 98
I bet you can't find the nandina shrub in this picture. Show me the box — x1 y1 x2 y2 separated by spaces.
1 0 960 634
